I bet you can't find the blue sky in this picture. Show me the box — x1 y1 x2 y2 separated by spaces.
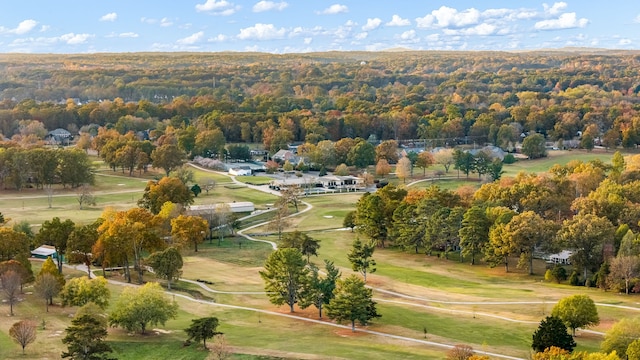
1 1 639 53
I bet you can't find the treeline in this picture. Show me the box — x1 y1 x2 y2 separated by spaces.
0 147 93 190
1 51 640 154
352 151 640 292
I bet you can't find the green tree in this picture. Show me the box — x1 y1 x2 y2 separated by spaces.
259 248 309 313
453 149 475 179
521 133 547 159
532 316 576 353
62 313 113 360
67 221 101 278
34 273 61 312
343 211 356 232
60 276 111 309
601 317 640 357
551 294 600 336
348 238 376 283
58 149 96 188
626 339 640 360
504 211 557 275
194 129 226 158
138 177 194 215
300 260 341 319
36 217 75 273
109 282 178 335
326 275 380 332
558 213 615 281
347 140 376 169
185 317 222 349
147 247 183 290
0 227 30 262
9 320 37 355
151 143 186 176
280 231 320 263
355 193 387 247
459 206 490 265
487 159 504 181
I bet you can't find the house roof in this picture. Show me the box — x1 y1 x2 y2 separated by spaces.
31 245 57 257
47 128 72 137
272 149 294 158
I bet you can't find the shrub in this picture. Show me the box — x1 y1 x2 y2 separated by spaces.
569 270 581 286
551 266 567 283
503 153 516 164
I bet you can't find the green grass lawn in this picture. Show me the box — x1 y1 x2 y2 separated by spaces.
235 175 274 185
502 149 615 177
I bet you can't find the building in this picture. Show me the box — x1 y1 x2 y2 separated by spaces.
187 202 255 215
31 245 58 260
547 250 573 265
319 175 363 191
272 149 296 162
45 128 73 145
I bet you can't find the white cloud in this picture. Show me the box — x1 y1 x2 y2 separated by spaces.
317 4 348 15
237 23 286 40
160 18 173 27
543 2 568 15
386 15 410 27
177 31 204 45
14 20 38 34
303 37 312 44
60 33 93 45
634 14 640 23
100 13 117 22
400 30 416 40
209 34 228 42
362 18 382 31
196 0 231 11
619 38 632 46
40 25 50 32
354 32 367 40
253 1 288 12
443 23 497 36
119 32 138 38
416 6 480 29
534 12 588 30
141 17 157 24
195 0 239 15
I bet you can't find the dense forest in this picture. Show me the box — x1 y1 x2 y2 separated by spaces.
2 50 640 151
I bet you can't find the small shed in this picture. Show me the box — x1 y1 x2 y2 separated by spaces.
31 245 58 260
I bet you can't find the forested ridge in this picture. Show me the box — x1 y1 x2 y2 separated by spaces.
2 51 640 149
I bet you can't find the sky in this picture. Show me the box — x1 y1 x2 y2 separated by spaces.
1 1 639 53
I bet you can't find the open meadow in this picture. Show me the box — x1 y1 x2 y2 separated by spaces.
1 150 639 359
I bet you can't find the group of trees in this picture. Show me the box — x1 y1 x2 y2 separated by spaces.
0 147 94 190
3 52 640 155
260 235 380 331
351 151 640 289
532 294 640 359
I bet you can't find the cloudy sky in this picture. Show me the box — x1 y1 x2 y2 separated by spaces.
1 1 639 53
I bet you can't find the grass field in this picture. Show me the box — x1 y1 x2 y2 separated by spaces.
1 152 640 359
